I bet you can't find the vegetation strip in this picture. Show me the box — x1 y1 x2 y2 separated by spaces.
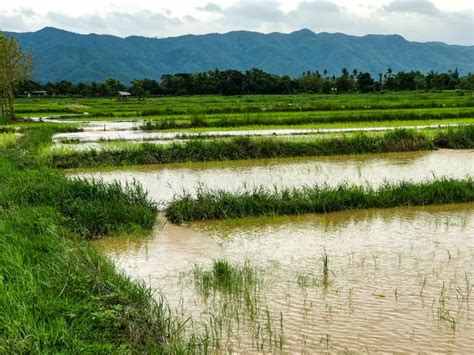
14 91 474 119
165 178 474 223
140 108 474 130
0 127 176 352
49 125 474 168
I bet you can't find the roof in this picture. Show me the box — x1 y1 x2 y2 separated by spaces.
117 91 132 96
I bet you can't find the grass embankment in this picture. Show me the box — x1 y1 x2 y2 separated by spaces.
141 108 474 130
50 126 474 169
0 127 173 352
165 178 474 223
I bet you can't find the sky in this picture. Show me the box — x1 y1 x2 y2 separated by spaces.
0 0 473 45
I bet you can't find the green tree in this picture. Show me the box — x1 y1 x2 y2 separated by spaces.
356 72 375 93
0 31 31 120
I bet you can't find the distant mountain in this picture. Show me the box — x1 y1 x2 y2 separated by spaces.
6 27 474 83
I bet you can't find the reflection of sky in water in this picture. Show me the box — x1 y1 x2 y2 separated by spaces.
53 123 463 143
77 149 474 207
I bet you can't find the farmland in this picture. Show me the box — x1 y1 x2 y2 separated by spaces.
1 90 474 352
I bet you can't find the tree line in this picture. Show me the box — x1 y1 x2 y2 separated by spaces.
18 68 474 98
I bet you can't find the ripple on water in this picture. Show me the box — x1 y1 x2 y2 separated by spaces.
77 149 474 208
95 204 474 352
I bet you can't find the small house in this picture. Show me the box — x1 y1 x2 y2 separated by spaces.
117 91 132 100
29 90 48 97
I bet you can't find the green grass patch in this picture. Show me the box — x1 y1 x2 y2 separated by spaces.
165 178 474 223
194 260 261 299
14 91 474 118
0 133 19 147
0 126 181 352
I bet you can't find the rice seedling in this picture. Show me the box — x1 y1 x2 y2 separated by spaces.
435 282 457 330
193 260 261 304
322 252 330 288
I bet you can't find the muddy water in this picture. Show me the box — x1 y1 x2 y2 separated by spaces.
77 150 474 206
96 204 474 352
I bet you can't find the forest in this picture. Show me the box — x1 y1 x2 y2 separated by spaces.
17 67 473 97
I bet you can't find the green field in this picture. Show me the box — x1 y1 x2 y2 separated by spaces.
15 91 474 118
2 91 474 352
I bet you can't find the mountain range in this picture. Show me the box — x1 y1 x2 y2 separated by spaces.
7 27 474 84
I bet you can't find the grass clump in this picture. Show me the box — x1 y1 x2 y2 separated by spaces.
0 133 19 147
50 127 438 168
194 260 260 298
433 125 474 149
165 178 474 223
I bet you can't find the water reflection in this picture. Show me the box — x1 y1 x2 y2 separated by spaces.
96 204 474 353
78 150 474 207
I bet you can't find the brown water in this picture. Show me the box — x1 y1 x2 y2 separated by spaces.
87 150 474 352
78 150 474 206
96 204 474 352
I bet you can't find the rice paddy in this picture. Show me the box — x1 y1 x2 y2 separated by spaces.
3 90 474 352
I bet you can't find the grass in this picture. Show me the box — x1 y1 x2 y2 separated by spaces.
0 126 178 352
48 126 474 169
194 260 260 299
15 91 474 118
0 133 19 147
165 178 474 223
154 118 474 134
140 107 474 130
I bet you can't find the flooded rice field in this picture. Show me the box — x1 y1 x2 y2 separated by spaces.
85 149 474 352
77 150 474 207
96 204 474 352
53 122 463 143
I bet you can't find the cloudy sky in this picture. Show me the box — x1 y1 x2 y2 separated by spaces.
1 0 473 45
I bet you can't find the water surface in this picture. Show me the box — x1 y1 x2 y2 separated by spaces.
78 150 474 206
96 204 474 353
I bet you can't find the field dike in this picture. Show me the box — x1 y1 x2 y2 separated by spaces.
0 127 204 353
49 125 474 169
164 178 474 223
140 108 474 130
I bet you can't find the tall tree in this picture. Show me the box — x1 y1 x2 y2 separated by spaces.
0 31 31 120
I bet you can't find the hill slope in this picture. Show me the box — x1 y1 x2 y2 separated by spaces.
7 27 474 83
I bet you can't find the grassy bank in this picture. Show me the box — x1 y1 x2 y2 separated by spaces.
0 127 174 352
165 178 474 223
141 107 474 130
49 126 474 169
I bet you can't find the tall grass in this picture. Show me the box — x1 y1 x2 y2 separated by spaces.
50 128 441 168
165 178 474 223
0 126 180 352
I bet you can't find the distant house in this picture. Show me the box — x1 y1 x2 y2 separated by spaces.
28 90 48 97
117 91 132 100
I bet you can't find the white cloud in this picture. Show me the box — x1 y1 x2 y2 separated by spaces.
0 0 472 45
